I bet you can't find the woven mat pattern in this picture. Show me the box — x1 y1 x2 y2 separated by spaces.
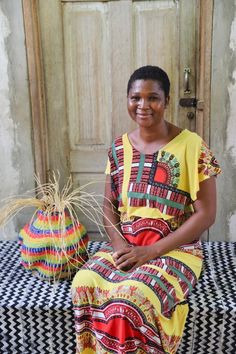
0 241 235 354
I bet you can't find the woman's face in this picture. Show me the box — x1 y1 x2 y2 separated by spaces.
127 79 169 129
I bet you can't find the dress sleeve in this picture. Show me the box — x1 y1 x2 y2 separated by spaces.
198 140 221 183
105 159 110 175
105 147 119 200
188 137 221 202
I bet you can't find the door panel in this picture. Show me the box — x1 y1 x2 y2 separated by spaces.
133 1 179 128
38 0 198 239
63 3 111 151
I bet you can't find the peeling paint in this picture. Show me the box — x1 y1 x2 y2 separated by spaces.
229 212 236 242
226 69 236 161
0 4 10 66
226 9 236 242
226 12 236 160
229 14 236 51
0 5 21 239
0 6 20 192
0 1 35 241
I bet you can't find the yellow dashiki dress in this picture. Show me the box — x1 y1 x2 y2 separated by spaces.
72 129 221 354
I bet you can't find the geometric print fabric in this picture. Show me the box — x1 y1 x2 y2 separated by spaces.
108 132 221 222
110 138 191 217
0 240 235 353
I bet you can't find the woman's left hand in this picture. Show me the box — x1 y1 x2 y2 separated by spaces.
112 245 155 271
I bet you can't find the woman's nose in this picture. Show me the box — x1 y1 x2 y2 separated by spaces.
138 98 149 108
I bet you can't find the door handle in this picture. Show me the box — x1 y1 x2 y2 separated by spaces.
184 67 191 94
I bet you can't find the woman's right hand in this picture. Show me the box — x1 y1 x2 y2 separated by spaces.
111 237 128 254
112 241 136 271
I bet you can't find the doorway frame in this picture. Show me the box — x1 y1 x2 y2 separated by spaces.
22 0 214 183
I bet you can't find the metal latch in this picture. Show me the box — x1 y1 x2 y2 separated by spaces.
179 98 197 108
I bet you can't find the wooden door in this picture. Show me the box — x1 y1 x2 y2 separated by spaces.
24 0 212 239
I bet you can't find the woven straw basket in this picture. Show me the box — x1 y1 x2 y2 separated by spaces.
19 209 89 280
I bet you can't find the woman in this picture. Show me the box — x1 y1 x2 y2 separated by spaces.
72 65 221 353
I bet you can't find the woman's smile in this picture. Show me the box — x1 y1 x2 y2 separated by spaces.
136 110 153 118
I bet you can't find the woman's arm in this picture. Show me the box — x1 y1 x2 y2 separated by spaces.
114 176 216 270
103 175 128 252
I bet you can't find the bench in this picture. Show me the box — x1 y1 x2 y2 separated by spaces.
0 241 235 353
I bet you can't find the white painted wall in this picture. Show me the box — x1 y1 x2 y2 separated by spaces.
0 1 35 240
210 0 236 241
227 12 236 241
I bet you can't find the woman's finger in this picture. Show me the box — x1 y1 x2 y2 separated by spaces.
117 258 136 271
115 256 136 269
113 246 133 260
115 250 135 265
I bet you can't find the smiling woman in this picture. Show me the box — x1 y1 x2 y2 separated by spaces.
71 65 221 354
128 80 168 136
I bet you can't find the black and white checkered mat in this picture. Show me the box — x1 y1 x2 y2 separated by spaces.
0 241 235 354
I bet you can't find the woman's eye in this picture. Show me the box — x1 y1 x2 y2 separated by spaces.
131 96 140 101
149 96 158 101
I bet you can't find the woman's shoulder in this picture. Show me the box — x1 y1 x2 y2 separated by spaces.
110 133 128 149
109 135 121 149
165 125 203 152
108 134 127 159
175 127 203 146
182 129 202 140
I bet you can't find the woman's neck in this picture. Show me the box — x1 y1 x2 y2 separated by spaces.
128 121 174 154
138 121 170 143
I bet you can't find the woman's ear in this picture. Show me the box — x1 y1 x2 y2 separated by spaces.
165 96 170 107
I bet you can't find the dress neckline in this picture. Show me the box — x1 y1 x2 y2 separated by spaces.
125 129 187 155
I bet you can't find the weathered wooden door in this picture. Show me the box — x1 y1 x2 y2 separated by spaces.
31 0 209 238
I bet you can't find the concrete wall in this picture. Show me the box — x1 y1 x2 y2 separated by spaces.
0 0 35 240
210 0 236 241
0 0 235 242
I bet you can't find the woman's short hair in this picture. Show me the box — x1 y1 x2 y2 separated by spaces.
127 65 170 98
